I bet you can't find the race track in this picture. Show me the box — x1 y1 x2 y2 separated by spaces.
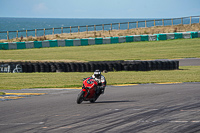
1 82 200 133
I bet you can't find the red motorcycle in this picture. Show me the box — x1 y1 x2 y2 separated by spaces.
77 77 101 104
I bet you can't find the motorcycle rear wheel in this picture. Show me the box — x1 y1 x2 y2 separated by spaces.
90 94 100 103
77 91 85 104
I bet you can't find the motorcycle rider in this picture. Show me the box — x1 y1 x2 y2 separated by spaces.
92 70 106 94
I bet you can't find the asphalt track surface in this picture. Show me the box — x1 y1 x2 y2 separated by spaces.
0 58 200 133
172 58 200 66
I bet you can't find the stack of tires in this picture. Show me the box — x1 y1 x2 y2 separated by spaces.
0 60 179 73
122 60 179 71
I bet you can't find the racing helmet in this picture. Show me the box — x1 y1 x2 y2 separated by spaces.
94 70 101 79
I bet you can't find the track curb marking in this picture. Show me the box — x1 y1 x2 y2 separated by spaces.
39 82 184 89
0 93 46 101
5 93 46 96
155 82 183 84
112 82 183 87
0 82 187 101
0 96 24 100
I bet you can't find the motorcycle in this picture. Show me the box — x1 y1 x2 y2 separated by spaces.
77 77 102 104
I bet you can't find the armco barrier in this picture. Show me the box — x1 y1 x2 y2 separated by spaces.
166 33 174 40
118 36 126 43
0 31 199 50
190 32 198 38
148 35 157 41
42 41 50 47
65 39 74 46
111 37 119 44
174 33 183 39
88 38 95 45
103 37 111 44
0 60 179 73
26 41 34 49
126 36 134 42
156 34 167 40
0 43 8 50
34 41 42 48
141 35 149 41
95 38 103 44
182 32 191 39
57 40 65 47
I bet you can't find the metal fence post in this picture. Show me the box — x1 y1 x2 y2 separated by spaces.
110 23 112 30
137 21 138 28
190 16 192 25
44 28 45 36
102 24 104 32
70 26 72 34
171 18 173 26
119 23 120 30
154 20 156 27
53 28 54 35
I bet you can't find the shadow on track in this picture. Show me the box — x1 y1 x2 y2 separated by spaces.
92 100 134 104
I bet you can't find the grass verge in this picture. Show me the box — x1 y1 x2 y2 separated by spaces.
0 92 6 95
0 66 199 90
0 38 200 62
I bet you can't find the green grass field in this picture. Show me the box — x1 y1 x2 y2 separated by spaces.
1 38 200 62
0 38 200 90
0 66 199 90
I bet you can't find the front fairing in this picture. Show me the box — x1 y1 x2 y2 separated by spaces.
83 77 98 88
82 77 98 99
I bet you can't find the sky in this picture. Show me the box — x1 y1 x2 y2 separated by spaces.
0 0 200 18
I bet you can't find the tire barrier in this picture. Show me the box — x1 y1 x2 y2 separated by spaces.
0 60 179 73
0 63 23 73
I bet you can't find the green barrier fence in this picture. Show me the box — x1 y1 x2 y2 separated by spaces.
0 43 8 50
126 36 134 42
1 31 200 50
174 33 183 39
156 34 167 40
95 38 103 44
65 39 73 46
16 42 26 49
49 40 58 47
81 39 88 46
34 41 42 48
111 37 119 44
190 32 199 38
141 35 149 41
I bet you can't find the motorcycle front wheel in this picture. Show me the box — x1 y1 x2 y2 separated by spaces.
77 91 85 104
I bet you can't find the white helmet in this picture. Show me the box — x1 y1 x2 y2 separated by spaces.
94 69 101 79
